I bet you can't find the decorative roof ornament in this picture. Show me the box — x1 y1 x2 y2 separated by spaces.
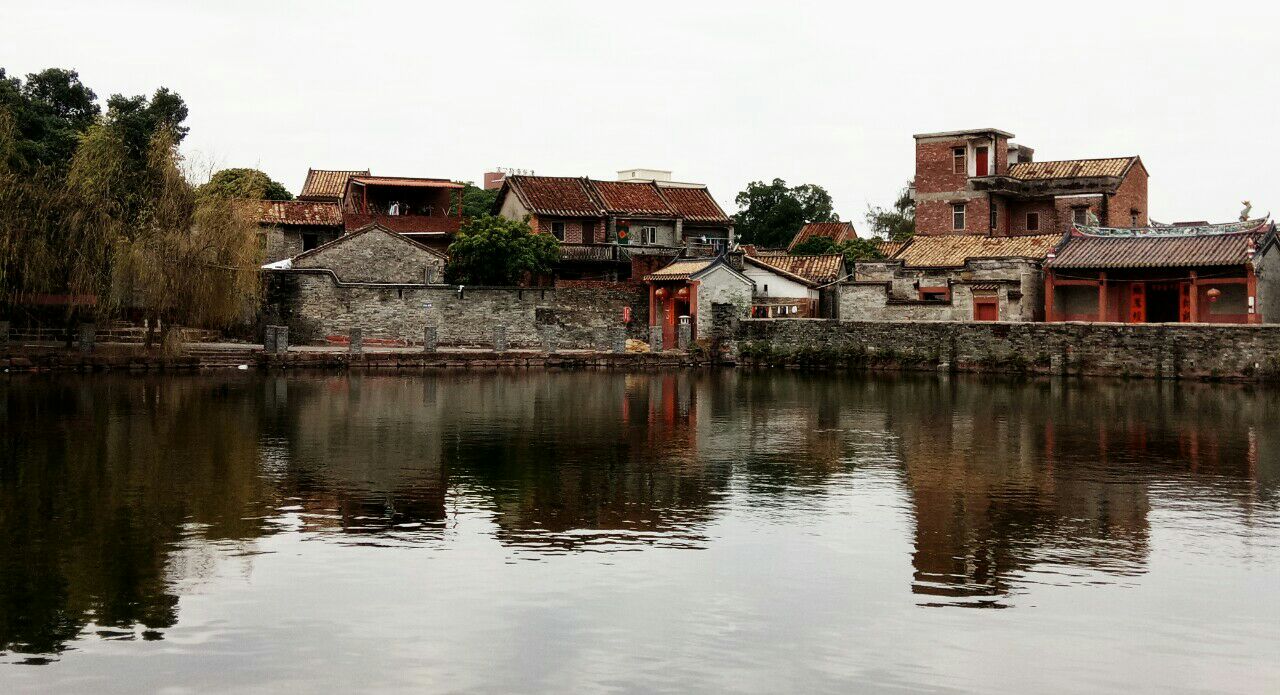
1240 200 1252 222
1076 218 1271 238
1085 209 1100 227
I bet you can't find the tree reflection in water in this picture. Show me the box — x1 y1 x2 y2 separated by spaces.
0 372 1276 656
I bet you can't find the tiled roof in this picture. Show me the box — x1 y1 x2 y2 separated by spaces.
644 258 716 281
1007 157 1136 180
299 169 368 200
787 222 858 251
896 234 1060 267
506 176 603 217
350 176 463 189
747 254 844 286
252 200 343 226
658 186 732 223
1047 233 1261 269
589 180 675 216
873 239 907 257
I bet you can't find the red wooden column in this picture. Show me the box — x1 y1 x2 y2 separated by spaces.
1247 267 1261 323
1045 272 1056 322
1098 272 1108 322
1189 271 1199 323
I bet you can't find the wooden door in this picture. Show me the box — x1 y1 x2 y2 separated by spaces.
1129 283 1146 323
1179 282 1192 322
975 147 989 176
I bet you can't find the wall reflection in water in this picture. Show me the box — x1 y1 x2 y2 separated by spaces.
1 372 1276 655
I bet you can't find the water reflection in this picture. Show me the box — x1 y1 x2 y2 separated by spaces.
1 372 1277 660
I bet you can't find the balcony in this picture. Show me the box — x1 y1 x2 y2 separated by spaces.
558 244 630 263
343 212 463 234
970 174 1121 199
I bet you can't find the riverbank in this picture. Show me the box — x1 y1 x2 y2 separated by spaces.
0 342 706 373
8 317 1280 381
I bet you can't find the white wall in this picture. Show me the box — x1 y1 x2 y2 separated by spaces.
743 264 816 299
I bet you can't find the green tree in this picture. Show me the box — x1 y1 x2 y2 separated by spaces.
865 183 915 241
0 67 100 172
445 215 559 285
458 181 498 219
198 168 293 201
733 178 838 248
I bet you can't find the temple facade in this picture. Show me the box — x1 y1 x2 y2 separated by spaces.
1044 219 1278 324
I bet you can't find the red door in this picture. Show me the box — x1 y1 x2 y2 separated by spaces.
975 147 989 177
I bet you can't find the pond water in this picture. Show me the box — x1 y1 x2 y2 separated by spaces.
1 372 1278 693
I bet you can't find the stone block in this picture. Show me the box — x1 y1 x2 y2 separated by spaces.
539 325 559 354
493 325 508 353
612 328 626 354
649 325 663 353
423 326 438 353
349 327 363 355
78 323 95 354
275 326 289 354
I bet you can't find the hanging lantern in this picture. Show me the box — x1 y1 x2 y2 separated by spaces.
655 288 667 298
1207 288 1222 303
676 286 689 298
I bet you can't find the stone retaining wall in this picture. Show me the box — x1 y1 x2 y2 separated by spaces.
735 318 1280 380
268 272 648 349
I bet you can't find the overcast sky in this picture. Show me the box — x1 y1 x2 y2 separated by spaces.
4 1 1276 225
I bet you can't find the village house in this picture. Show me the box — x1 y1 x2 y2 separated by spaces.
1045 218 1278 323
644 256 753 350
787 221 858 252
256 168 465 261
742 253 847 318
845 234 1059 321
913 128 1148 237
493 173 735 280
255 199 345 263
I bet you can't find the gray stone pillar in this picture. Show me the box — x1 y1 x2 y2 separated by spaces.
423 325 438 353
493 325 508 353
264 325 278 354
612 328 627 354
539 326 559 354
0 320 9 350
275 326 289 354
78 322 95 354
348 327 363 355
649 325 663 353
677 316 691 351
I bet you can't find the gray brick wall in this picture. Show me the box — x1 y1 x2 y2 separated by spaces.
294 227 444 284
737 318 1280 380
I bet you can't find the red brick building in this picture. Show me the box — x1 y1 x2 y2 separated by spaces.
913 128 1148 237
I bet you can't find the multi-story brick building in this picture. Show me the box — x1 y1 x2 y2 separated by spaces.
912 128 1148 237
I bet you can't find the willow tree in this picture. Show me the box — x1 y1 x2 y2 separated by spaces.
100 131 261 351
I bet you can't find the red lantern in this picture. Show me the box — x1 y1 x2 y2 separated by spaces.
655 288 667 298
676 286 689 298
1207 288 1222 303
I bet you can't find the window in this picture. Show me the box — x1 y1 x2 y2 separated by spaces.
1026 212 1040 232
302 233 319 251
1130 211 1140 226
551 221 566 241
990 207 998 232
952 203 966 231
953 147 966 174
1073 208 1088 226
639 226 658 245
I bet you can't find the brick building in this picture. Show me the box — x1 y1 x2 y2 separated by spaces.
255 168 467 259
493 174 735 280
912 128 1148 237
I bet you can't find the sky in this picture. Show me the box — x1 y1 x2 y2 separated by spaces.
3 0 1276 225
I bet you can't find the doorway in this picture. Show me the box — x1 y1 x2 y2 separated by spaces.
1145 283 1181 323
